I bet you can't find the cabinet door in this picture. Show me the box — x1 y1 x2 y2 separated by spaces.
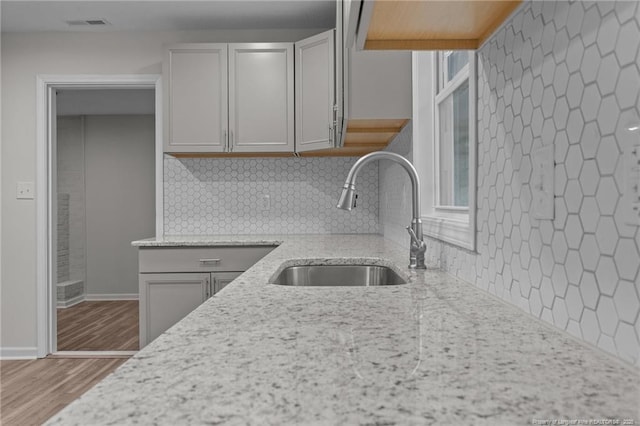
139 273 209 347
228 43 294 152
164 44 228 153
212 271 243 294
295 30 336 152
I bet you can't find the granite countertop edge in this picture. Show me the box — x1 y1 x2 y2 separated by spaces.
131 235 287 247
48 234 639 425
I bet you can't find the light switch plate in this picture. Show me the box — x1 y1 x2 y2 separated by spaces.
532 145 554 219
16 182 35 199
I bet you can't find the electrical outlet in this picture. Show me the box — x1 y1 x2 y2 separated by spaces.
16 182 35 199
532 145 554 219
627 170 640 204
624 151 640 225
631 204 640 224
260 194 271 211
622 122 640 225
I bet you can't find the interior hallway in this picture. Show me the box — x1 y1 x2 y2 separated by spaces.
57 300 139 351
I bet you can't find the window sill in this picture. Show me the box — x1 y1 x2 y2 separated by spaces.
422 214 475 251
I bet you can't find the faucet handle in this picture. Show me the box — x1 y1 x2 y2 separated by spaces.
406 226 423 246
406 226 426 253
406 225 427 269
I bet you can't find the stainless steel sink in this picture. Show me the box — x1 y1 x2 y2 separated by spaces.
270 264 407 287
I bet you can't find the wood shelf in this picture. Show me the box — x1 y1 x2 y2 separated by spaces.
301 118 409 157
363 0 522 50
167 119 410 158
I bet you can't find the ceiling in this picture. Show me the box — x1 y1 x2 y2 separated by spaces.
0 1 336 33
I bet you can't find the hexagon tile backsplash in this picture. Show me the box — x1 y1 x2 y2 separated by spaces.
381 0 640 367
164 156 379 235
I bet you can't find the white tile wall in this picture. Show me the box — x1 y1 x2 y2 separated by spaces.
381 0 640 366
57 193 70 283
379 123 413 250
164 156 379 235
56 116 86 283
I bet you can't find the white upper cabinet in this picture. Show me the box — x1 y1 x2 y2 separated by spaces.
294 30 336 152
164 42 293 154
161 21 411 156
164 44 228 153
228 43 294 153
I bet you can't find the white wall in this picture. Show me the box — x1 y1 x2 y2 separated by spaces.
0 18 4 359
58 89 155 116
379 123 413 250
85 115 155 297
0 28 324 353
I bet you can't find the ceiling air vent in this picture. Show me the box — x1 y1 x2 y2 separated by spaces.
86 19 110 25
66 19 111 27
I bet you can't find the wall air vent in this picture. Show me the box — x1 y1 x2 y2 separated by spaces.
66 19 111 26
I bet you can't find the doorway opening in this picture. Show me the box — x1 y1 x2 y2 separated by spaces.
36 75 163 358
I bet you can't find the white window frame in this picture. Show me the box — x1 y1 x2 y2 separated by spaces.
413 51 477 251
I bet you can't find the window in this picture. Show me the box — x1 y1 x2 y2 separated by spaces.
413 51 476 250
436 51 470 209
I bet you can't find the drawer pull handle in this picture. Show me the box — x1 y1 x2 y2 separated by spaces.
199 258 221 264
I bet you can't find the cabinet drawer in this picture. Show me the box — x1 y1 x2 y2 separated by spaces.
139 246 275 273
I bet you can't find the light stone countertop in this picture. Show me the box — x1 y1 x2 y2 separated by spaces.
48 235 639 425
131 234 287 247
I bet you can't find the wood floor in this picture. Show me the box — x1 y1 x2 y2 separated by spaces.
0 302 138 424
0 357 128 425
57 300 139 351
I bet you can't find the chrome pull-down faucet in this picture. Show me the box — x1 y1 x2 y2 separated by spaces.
337 151 427 269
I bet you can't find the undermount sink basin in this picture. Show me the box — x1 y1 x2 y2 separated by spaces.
270 264 407 287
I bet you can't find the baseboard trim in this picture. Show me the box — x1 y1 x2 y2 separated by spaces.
48 351 137 359
57 294 85 308
85 293 139 301
0 347 38 360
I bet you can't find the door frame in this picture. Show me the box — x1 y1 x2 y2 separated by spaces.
35 74 163 357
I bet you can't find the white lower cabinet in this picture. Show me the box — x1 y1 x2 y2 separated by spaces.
212 271 242 294
138 246 273 347
140 273 210 346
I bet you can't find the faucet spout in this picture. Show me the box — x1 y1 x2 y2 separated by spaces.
336 183 357 210
337 151 426 269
